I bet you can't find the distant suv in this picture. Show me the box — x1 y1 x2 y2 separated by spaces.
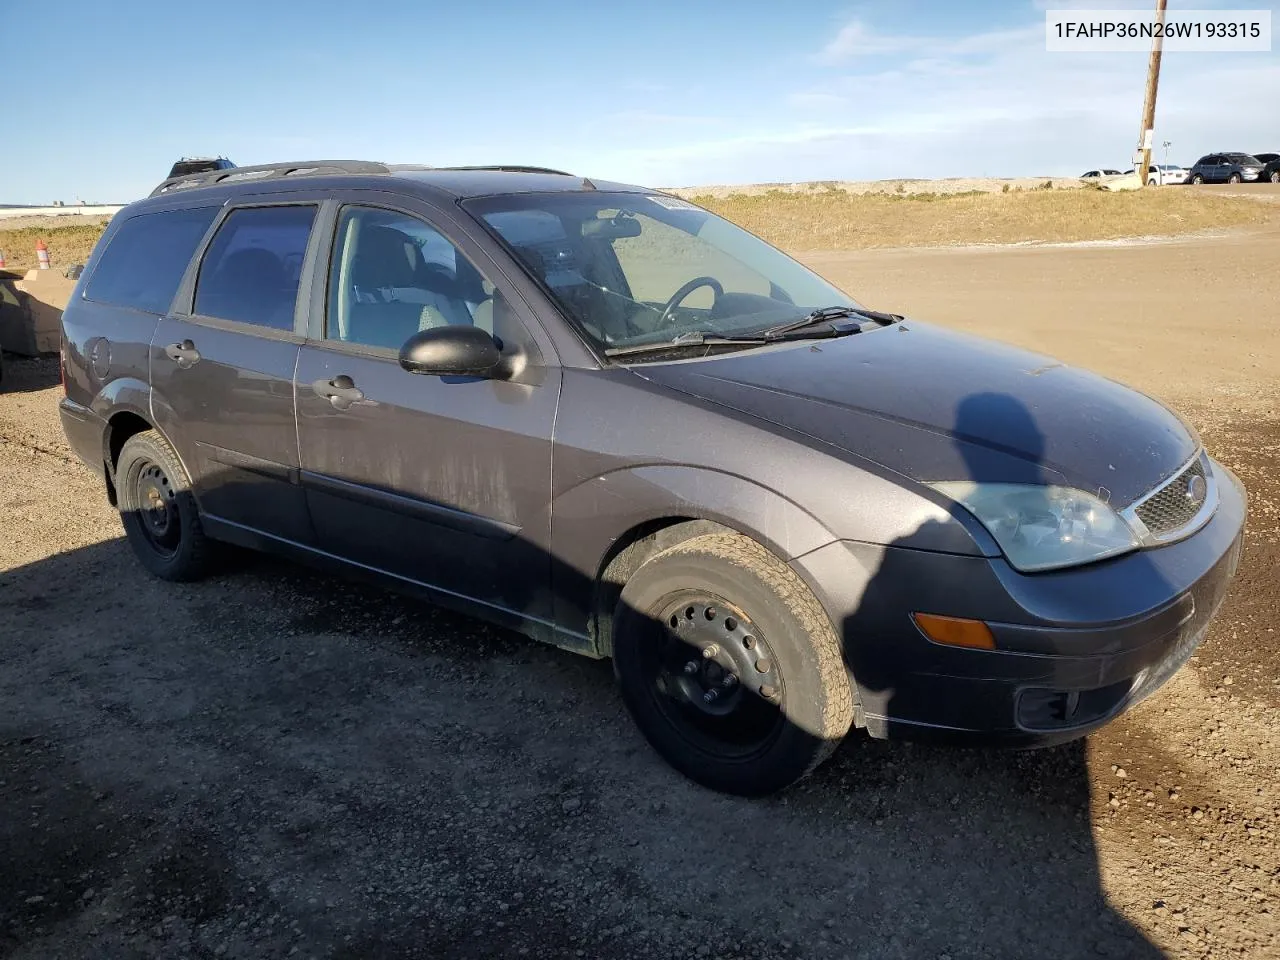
59 160 1245 795
166 156 236 179
1256 153 1280 183
1187 153 1264 184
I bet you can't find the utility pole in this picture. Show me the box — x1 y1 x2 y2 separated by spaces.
1136 0 1169 186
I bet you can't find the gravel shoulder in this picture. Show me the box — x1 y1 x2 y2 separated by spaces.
2 225 1278 959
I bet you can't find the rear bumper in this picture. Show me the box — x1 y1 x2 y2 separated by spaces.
793 458 1247 747
58 397 106 472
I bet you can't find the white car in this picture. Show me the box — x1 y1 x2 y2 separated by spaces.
1125 164 1188 186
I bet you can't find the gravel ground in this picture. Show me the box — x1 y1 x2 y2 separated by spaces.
2 229 1278 959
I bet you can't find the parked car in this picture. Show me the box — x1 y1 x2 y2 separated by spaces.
58 160 1247 795
1187 153 1264 184
1080 169 1124 179
1253 153 1279 166
166 156 236 179
1125 164 1188 186
1262 158 1280 184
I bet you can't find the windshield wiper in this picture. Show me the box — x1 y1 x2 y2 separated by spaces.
762 305 901 340
603 330 767 358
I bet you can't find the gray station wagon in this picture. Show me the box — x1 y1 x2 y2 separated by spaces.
58 161 1246 795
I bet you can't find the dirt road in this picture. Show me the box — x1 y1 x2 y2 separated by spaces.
2 227 1278 959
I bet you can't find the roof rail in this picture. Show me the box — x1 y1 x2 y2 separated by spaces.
148 160 390 198
439 165 576 176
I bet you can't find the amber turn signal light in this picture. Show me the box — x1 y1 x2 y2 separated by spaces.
912 613 997 650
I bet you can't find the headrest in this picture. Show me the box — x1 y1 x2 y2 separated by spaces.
353 225 421 288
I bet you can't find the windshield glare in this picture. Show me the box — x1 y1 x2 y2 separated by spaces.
467 193 859 353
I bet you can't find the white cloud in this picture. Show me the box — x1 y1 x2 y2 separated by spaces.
815 19 1041 65
585 4 1280 187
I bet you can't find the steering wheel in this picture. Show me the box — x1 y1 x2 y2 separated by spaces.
658 276 724 328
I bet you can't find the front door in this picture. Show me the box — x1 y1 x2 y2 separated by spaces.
150 202 319 544
293 200 560 625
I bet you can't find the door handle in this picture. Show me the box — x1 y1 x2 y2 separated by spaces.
164 339 201 369
312 374 366 410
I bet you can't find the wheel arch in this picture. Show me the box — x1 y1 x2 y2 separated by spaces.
593 517 737 657
551 464 842 656
102 409 154 505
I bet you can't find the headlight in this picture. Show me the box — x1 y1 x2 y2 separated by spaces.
931 482 1139 573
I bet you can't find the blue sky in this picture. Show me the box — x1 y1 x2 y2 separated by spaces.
4 0 1277 203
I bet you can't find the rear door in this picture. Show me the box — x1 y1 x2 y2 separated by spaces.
150 199 321 544
293 194 562 624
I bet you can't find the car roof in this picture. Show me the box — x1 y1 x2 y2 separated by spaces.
142 160 652 205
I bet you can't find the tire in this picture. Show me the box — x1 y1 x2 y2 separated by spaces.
1148 179 1158 187
612 532 854 796
115 430 213 581
1228 173 1243 184
1270 171 1280 184
1191 174 1205 185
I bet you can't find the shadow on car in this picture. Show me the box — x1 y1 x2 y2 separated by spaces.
0 393 1167 958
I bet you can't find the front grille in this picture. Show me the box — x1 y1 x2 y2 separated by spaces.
1134 457 1208 538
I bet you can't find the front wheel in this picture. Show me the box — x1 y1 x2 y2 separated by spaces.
1270 171 1280 184
612 533 854 795
1228 173 1243 184
116 430 213 581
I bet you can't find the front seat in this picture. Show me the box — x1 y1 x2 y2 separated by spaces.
344 226 442 349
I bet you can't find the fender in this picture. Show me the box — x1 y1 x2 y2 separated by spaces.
94 379 195 496
549 464 839 639
93 376 152 468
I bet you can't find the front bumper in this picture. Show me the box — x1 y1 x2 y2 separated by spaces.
792 458 1247 747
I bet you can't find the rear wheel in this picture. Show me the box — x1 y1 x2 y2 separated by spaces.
116 430 212 581
1270 171 1280 184
1191 173 1205 185
612 532 853 795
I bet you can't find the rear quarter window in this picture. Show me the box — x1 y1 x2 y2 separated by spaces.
83 206 220 314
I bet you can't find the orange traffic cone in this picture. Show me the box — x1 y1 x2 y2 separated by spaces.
36 239 50 269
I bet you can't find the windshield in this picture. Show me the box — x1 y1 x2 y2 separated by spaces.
465 192 860 353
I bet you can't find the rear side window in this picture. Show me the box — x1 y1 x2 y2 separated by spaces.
194 205 316 330
83 206 219 314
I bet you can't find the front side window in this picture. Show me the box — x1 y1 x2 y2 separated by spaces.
193 205 316 330
469 193 857 353
83 206 219 314
326 206 497 351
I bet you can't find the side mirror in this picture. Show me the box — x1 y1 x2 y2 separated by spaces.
399 325 504 378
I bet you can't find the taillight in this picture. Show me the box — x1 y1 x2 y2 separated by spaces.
60 342 67 395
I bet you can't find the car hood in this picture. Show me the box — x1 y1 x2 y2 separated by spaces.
631 321 1198 507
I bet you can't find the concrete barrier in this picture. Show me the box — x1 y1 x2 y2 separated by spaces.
0 268 76 355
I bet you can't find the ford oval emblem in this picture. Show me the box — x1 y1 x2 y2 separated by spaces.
1185 473 1207 506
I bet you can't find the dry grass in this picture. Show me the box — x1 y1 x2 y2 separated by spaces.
689 187 1276 251
0 188 1271 278
0 222 108 274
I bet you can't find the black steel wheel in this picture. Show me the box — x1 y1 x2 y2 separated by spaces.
613 532 853 795
133 461 181 558
116 429 212 581
644 593 786 760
